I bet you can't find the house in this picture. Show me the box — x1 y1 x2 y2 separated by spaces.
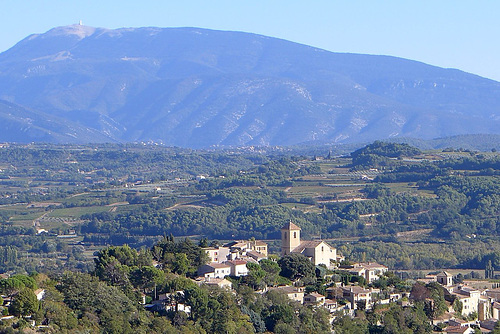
303 292 325 306
152 291 191 314
34 289 45 301
341 286 372 310
203 247 231 263
485 287 500 301
205 239 268 263
202 278 232 289
224 241 248 259
492 301 500 320
479 319 498 331
437 271 453 286
248 239 268 257
348 263 388 283
281 221 338 268
323 298 338 313
326 286 344 300
452 286 481 316
246 250 267 262
225 239 268 259
197 262 231 279
225 260 249 277
417 274 437 284
347 266 366 278
268 286 305 303
444 326 475 334
444 285 490 319
448 318 474 327
478 299 492 321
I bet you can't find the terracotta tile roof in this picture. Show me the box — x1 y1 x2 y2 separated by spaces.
291 240 324 253
281 221 301 230
341 286 370 294
247 250 266 259
223 240 244 247
356 262 388 270
445 326 471 333
458 286 478 293
253 240 268 246
208 262 231 268
204 278 232 286
225 260 247 266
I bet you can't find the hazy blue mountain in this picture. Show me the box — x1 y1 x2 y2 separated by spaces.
0 100 114 143
0 24 499 147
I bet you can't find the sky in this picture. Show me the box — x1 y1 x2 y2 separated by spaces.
1 0 499 81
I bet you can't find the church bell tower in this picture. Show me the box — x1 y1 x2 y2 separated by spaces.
281 221 301 255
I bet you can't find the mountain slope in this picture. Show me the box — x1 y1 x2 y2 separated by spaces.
0 25 499 147
0 100 114 143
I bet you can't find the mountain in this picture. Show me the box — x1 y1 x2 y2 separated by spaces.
0 24 499 147
0 99 114 143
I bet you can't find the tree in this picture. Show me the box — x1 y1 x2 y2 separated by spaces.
410 282 430 302
173 253 189 275
0 277 28 297
260 259 281 286
425 282 448 318
57 272 140 331
453 297 463 314
94 245 140 278
332 315 369 334
264 304 295 332
243 262 266 290
278 254 315 280
486 260 495 279
10 287 39 316
184 286 208 321
129 265 165 291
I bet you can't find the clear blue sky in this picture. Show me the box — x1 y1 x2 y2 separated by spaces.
1 0 499 81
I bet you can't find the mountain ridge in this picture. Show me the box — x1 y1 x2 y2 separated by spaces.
0 25 499 147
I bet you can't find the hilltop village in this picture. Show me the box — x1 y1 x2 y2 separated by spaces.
142 222 500 333
3 221 500 332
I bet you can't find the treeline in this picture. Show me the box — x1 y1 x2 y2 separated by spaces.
0 144 266 191
350 141 422 169
194 157 320 190
336 239 500 270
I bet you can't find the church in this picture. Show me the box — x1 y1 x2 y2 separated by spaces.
281 221 338 268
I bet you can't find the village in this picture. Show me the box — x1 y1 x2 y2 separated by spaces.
132 221 500 333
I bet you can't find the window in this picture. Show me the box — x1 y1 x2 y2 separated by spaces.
284 232 287 240
294 232 297 238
